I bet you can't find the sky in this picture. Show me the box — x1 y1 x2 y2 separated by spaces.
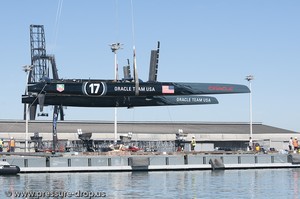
0 0 299 132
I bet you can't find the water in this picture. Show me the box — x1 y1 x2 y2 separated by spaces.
1 169 300 199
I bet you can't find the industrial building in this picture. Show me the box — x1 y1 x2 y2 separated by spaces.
0 120 298 152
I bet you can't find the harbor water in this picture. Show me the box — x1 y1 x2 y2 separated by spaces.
1 169 300 199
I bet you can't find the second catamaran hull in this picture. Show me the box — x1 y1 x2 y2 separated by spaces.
22 95 218 108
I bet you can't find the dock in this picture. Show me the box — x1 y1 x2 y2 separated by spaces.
2 152 300 173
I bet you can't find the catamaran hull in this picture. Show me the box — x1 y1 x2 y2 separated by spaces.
27 80 250 97
22 95 218 108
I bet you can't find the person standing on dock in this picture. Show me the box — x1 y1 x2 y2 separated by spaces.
8 137 15 152
0 138 3 152
191 136 196 151
293 137 299 152
289 137 294 151
248 137 253 151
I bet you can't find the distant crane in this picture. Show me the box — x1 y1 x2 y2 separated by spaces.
24 24 64 120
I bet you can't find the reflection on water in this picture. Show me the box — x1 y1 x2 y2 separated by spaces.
1 169 300 199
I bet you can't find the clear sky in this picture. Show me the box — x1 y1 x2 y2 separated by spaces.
0 1 299 133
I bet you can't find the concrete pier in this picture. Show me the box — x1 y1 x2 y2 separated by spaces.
2 152 300 173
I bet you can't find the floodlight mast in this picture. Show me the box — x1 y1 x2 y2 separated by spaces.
110 43 123 81
23 65 34 152
245 75 254 140
110 43 123 145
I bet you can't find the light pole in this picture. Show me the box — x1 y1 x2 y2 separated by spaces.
110 43 122 145
110 43 122 81
245 75 254 140
23 65 34 152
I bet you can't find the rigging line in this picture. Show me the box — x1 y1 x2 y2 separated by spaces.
130 0 136 46
5 84 47 135
27 84 48 111
114 0 119 41
166 107 177 134
130 0 139 95
130 108 136 132
52 0 64 53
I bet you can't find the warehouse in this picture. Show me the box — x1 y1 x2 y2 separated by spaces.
0 120 298 152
